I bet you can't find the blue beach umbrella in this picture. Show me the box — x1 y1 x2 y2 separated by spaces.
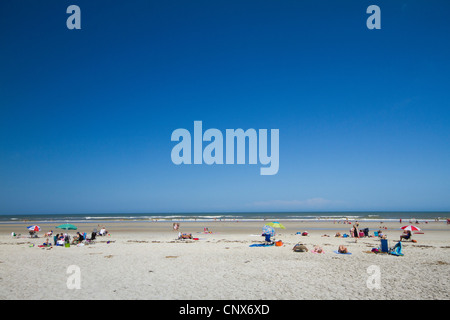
262 225 275 237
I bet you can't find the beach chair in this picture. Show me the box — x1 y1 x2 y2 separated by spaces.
380 239 389 253
29 231 38 238
85 232 96 244
374 231 379 237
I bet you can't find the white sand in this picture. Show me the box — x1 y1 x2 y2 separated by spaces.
0 220 449 300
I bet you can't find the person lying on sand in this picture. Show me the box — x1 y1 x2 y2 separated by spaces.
338 245 348 254
312 245 324 253
178 233 193 240
292 243 308 252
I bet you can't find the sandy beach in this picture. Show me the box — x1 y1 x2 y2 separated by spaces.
0 220 449 300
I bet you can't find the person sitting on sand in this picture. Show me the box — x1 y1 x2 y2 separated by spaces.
400 230 412 241
57 237 65 246
178 233 192 240
293 243 308 252
264 233 273 245
335 232 341 237
204 227 212 234
338 245 348 254
71 234 80 245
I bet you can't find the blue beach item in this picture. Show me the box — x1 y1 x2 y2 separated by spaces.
262 225 275 237
380 239 389 253
250 243 274 247
389 241 404 256
333 250 352 255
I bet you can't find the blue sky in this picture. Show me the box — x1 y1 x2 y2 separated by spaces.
1 0 449 214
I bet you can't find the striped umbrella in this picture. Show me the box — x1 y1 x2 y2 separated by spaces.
401 225 421 232
27 225 41 232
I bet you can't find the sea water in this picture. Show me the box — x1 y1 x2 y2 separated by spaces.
0 211 448 224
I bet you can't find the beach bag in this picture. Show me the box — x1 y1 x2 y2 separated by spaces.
275 240 283 247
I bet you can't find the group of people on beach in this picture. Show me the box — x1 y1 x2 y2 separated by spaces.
292 220 421 255
28 226 109 247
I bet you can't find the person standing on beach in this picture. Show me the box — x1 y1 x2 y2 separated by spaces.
353 223 359 241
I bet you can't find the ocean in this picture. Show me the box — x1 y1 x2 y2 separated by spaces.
0 211 448 224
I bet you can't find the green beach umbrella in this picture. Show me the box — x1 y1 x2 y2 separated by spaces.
266 222 286 229
56 223 77 230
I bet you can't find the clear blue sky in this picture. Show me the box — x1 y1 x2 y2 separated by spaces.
1 0 449 214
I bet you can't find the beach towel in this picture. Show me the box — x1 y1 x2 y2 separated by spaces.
389 241 404 256
249 243 274 247
333 250 352 255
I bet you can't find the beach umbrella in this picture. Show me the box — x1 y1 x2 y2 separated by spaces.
266 222 286 229
27 225 41 232
262 225 275 237
401 225 421 232
56 223 77 230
